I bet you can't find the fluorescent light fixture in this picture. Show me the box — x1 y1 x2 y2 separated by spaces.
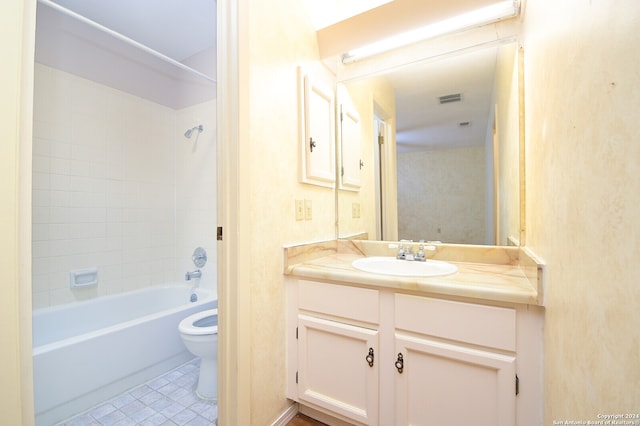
342 0 518 63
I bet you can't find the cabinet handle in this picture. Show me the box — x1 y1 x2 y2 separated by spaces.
366 347 374 367
309 137 316 152
395 352 404 373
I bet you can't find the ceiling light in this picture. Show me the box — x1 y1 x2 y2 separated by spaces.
342 0 519 63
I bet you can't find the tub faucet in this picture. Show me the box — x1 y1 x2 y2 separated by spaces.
185 269 202 281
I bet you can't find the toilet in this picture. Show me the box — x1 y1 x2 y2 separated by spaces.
179 309 218 400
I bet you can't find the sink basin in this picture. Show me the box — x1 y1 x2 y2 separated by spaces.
352 256 458 277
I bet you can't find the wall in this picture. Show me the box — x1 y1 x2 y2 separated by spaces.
175 102 218 290
338 76 396 240
494 43 520 245
32 64 216 308
238 0 338 424
522 0 640 422
0 0 35 423
397 146 486 244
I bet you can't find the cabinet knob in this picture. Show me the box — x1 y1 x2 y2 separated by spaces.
366 347 374 367
395 353 404 373
309 137 316 152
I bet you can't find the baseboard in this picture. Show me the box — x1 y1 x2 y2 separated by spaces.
271 402 299 426
299 405 355 426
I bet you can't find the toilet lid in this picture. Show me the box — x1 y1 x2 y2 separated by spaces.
179 309 218 335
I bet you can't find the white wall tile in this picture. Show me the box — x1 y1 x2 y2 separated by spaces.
32 64 216 307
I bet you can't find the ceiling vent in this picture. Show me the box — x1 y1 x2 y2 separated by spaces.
438 93 462 104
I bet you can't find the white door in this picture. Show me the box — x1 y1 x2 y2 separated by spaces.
298 315 379 425
395 334 516 426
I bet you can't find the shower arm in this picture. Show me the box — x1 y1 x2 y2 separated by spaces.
184 125 204 138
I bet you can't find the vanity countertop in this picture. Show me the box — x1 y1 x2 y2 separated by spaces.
284 240 545 306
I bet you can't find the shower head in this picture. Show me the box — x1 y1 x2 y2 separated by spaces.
184 124 204 138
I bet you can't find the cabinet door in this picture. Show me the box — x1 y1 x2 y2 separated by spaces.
300 72 335 187
395 334 516 426
338 95 362 191
298 315 379 425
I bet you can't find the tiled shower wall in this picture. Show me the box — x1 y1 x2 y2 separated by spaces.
32 64 216 309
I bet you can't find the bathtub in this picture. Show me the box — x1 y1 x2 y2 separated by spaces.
32 284 216 426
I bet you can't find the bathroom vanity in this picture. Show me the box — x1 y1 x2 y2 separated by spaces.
285 240 544 426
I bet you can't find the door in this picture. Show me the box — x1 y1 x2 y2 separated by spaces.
298 315 379 425
395 334 516 426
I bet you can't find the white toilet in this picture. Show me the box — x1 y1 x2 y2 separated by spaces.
179 309 218 400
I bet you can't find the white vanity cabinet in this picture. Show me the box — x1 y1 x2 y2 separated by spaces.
393 294 517 426
287 278 542 426
293 280 380 425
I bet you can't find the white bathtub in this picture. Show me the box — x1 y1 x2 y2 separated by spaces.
32 284 216 426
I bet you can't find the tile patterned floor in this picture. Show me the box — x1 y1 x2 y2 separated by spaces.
56 358 217 426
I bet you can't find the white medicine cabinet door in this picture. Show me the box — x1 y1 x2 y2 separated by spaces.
299 68 336 187
394 334 516 426
297 314 379 425
338 85 362 191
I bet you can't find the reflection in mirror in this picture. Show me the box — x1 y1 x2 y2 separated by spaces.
337 40 522 246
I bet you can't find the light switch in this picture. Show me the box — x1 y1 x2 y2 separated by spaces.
352 202 360 218
295 200 304 221
304 199 313 220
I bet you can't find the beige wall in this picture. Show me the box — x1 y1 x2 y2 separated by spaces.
240 0 337 424
522 0 640 421
0 0 35 424
397 146 487 244
338 76 396 240
494 43 520 245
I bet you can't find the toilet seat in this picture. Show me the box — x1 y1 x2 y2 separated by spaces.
179 309 218 336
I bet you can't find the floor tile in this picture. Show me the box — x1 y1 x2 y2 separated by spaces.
57 359 216 426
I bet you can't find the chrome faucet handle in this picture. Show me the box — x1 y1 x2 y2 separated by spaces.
396 243 405 259
416 243 437 262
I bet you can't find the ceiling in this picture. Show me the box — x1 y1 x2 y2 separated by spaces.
50 0 217 62
387 45 498 153
46 0 499 152
301 0 392 29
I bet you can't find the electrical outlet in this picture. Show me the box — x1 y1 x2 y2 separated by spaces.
304 199 313 220
295 200 304 221
352 202 360 218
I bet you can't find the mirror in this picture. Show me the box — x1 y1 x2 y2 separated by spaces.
336 40 523 246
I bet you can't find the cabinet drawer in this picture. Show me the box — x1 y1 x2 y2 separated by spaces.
395 294 516 351
299 280 379 324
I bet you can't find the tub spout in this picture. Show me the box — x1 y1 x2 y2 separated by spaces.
185 269 202 281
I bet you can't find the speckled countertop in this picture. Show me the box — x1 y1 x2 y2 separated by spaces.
284 239 545 306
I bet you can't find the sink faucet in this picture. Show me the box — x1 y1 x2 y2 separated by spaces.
396 240 414 260
397 240 436 262
185 269 202 281
404 245 415 261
